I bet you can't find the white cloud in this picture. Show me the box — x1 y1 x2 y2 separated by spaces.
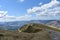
19 0 24 2
39 2 43 5
0 11 8 18
0 14 32 22
15 14 32 21
0 11 32 22
0 0 60 22
27 0 60 17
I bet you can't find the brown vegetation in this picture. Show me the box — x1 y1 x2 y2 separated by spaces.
0 30 51 40
0 23 53 40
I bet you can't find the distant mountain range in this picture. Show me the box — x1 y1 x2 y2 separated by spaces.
46 20 60 28
46 20 60 40
0 20 60 30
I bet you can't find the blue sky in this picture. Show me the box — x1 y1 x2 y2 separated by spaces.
0 0 60 22
0 0 51 16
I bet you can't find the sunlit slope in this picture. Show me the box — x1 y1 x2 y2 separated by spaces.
18 23 60 33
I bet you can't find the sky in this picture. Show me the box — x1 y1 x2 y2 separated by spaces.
0 0 60 22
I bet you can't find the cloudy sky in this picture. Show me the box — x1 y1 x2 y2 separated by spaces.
0 0 60 22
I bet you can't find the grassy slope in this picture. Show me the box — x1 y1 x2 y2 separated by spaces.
0 30 51 40
0 23 52 40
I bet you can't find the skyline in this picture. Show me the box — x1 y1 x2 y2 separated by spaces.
0 0 60 22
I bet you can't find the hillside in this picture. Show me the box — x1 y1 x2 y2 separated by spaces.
0 24 51 40
18 23 60 40
46 21 60 40
0 30 51 40
0 21 60 40
47 20 60 27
